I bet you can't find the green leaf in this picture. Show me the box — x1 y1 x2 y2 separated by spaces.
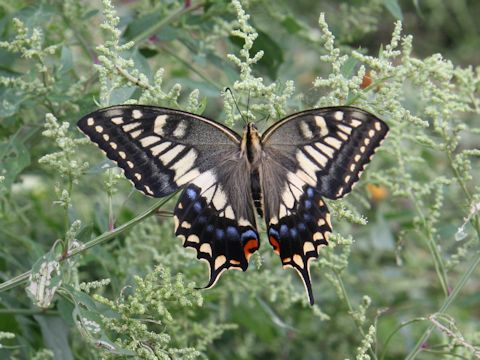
341 57 359 78
58 46 73 75
109 86 136 105
34 316 74 360
383 0 403 21
0 135 31 188
0 88 25 117
281 16 303 34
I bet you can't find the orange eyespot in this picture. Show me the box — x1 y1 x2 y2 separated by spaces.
269 236 280 254
243 238 259 261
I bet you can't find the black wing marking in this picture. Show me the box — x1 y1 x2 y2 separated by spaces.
77 105 241 198
260 107 388 304
174 157 259 288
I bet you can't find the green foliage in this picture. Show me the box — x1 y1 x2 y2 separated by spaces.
1 0 480 359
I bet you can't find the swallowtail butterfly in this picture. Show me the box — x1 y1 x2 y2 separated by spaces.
78 105 388 305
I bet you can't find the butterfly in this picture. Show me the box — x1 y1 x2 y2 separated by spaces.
78 105 388 305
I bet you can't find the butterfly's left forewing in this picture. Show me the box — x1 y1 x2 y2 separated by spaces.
260 107 389 304
78 105 259 288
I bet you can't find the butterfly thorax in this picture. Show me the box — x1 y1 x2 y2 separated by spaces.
241 123 263 167
240 123 264 217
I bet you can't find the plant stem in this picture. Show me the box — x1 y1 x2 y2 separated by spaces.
0 194 176 293
405 251 480 359
334 271 377 359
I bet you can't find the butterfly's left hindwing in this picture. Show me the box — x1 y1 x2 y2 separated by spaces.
260 107 388 304
173 157 260 288
78 105 259 288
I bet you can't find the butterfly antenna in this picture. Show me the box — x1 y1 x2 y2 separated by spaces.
225 87 247 125
247 89 251 122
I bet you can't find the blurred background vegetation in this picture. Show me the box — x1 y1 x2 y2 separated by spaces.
0 0 479 359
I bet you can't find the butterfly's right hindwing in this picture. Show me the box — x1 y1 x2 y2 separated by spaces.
77 105 241 198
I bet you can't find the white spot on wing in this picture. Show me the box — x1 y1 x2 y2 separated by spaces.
119 151 127 159
212 188 227 210
132 109 143 119
172 148 197 183
296 150 320 179
304 145 328 167
224 205 235 219
374 122 381 131
315 143 334 158
122 122 141 132
87 118 94 126
103 134 110 141
315 116 328 136
215 255 227 269
200 243 212 256
111 117 124 125
110 142 117 149
300 121 313 139
334 111 344 121
151 142 170 156
293 254 304 269
159 144 185 165
324 136 342 149
144 185 154 195
154 115 168 136
338 124 352 134
130 129 142 139
181 221 191 229
187 234 200 243
172 120 187 138
176 168 200 186
140 136 161 147
95 126 103 133
351 119 362 127
282 187 295 209
135 173 142 180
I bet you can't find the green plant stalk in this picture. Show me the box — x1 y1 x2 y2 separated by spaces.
405 249 480 359
405 134 480 358
380 317 425 360
0 194 176 293
334 271 377 359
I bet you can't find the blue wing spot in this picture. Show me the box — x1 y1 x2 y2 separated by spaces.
206 224 215 233
280 224 289 237
186 188 197 200
303 213 313 221
304 200 312 210
193 201 202 213
226 226 239 239
290 228 298 238
298 222 306 231
215 228 225 240
241 229 258 241
197 215 207 224
307 187 314 198
269 227 279 237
